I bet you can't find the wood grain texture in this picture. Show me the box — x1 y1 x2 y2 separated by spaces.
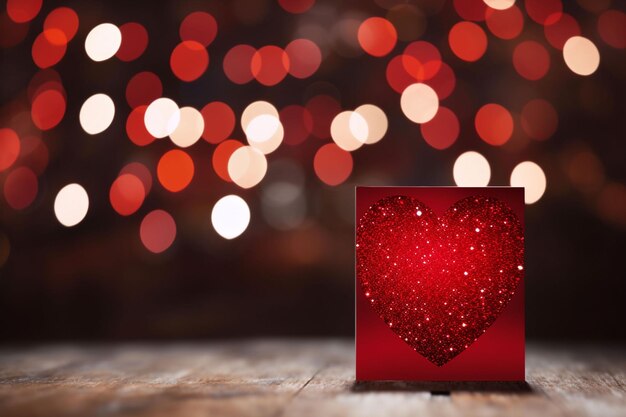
0 341 624 417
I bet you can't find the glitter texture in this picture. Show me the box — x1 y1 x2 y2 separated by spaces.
356 195 524 366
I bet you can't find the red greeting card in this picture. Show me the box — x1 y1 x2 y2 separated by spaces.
355 187 525 381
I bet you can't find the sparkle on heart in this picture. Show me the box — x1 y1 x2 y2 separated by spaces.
356 195 524 366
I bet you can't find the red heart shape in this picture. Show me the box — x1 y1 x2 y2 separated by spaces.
356 195 524 366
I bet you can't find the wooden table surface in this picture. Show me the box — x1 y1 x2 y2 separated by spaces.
0 340 624 417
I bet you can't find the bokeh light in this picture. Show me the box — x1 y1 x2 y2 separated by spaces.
140 210 176 253
285 39 322 79
597 10 626 49
85 23 122 62
448 21 487 62
404 41 442 80
213 140 244 182
280 105 313 146
119 162 152 194
563 36 600 76
453 0 487 21
144 98 181 138
54 183 89 227
475 103 513 146
109 174 145 216
116 22 148 62
44 7 79 44
170 40 209 82
306 95 340 139
544 13 580 50
4 167 38 210
201 102 235 144
79 93 115 135
357 17 397 57
483 0 515 10
314 143 353 186
211 195 251 239
525 0 562 26
278 0 315 14
386 4 427 42
126 71 162 108
170 107 204 148
32 31 66 68
126 105 156 146
6 0 42 23
355 104 388 145
510 161 547 204
485 5 523 40
453 151 491 186
0 128 20 171
223 44 256 84
513 41 550 80
31 89 66 130
520 99 558 141
180 12 217 47
251 45 290 86
420 106 460 150
400 83 439 124
331 111 367 151
245 114 284 154
228 146 268 189
157 149 194 192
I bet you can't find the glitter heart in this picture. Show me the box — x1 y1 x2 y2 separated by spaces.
356 195 524 366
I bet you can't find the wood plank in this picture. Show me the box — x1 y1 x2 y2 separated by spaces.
0 341 624 417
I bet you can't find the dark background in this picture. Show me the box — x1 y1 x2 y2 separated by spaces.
1 0 625 342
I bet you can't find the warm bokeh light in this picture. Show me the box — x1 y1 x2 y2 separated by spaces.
54 183 89 227
79 93 115 135
126 105 156 146
448 21 487 62
400 83 439 124
358 17 398 57
306 95 341 139
512 41 550 80
245 114 284 154
119 162 152 195
420 106 460 150
563 36 600 76
4 167 38 210
280 105 313 146
85 23 122 62
426 62 456 100
485 5 523 40
116 22 148 62
386 4 427 42
278 0 315 14
157 149 194 192
251 45 290 86
144 98 181 138
475 103 513 146
31 89 66 130
109 173 145 216
355 104 388 145
180 12 217 47
520 99 558 141
404 41 442 80
510 161 547 204
544 13 580 50
483 0 515 10
170 40 209 82
330 111 367 152
44 7 79 44
223 44 256 84
453 151 491 187
228 146 268 189
201 102 235 144
126 71 163 108
453 0 487 22
211 195 251 239
20 136 48 175
32 31 66 68
140 210 176 253
242 101 279 131
285 39 322 79
170 107 204 148
314 143 353 186
6 0 41 23
597 10 626 49
386 54 422 93
0 128 20 171
213 140 244 182
525 0 562 26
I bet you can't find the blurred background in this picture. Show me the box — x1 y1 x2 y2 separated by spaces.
0 0 625 343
